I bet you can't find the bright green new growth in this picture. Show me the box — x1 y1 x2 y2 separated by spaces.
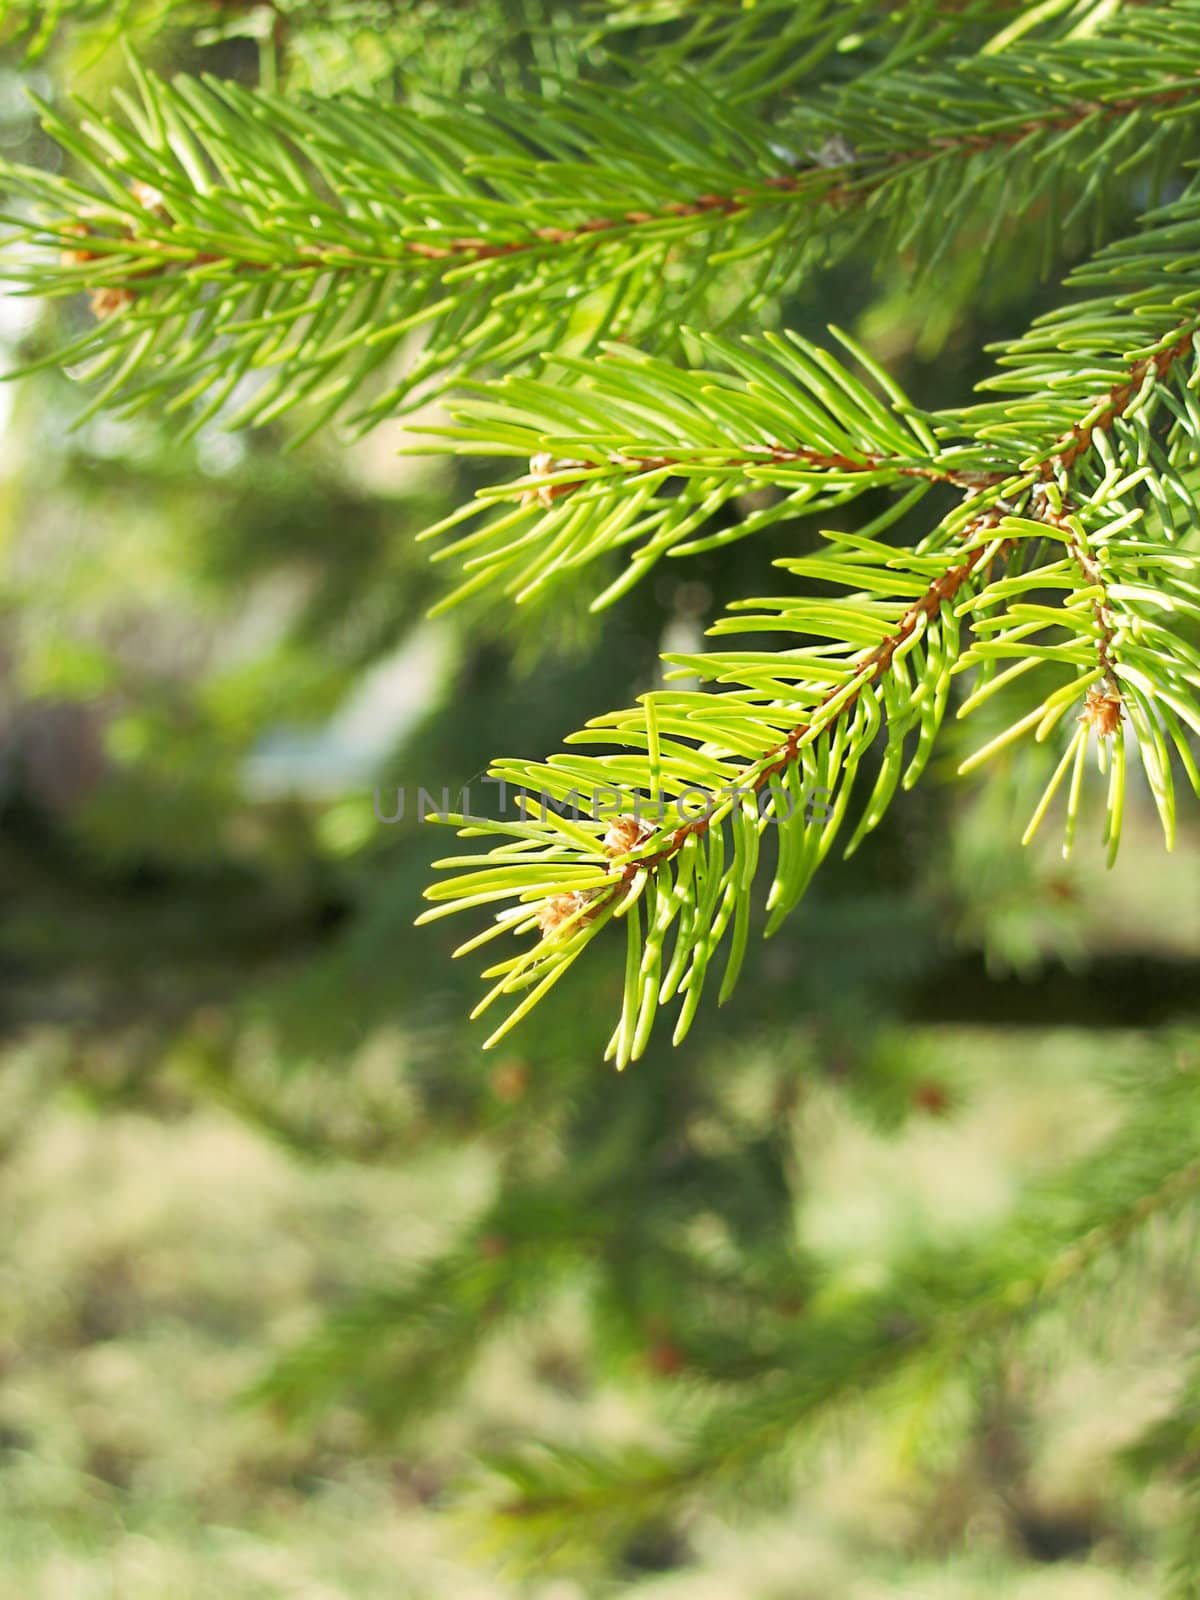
418 305 1200 1063
4 0 1200 1063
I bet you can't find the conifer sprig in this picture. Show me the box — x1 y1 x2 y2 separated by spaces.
421 193 1200 1056
5 8 1200 433
417 327 1002 612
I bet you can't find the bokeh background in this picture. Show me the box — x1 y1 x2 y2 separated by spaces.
1 6 1198 1596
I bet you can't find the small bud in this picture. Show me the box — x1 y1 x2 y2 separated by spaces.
89 285 135 319
603 814 655 858
521 452 589 508
536 888 599 941
60 222 99 268
129 179 170 220
1080 685 1122 739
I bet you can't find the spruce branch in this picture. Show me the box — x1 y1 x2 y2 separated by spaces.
418 327 1009 612
6 8 1200 432
422 194 1200 1055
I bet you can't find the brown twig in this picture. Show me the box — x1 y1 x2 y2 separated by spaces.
617 445 1010 491
523 444 1010 507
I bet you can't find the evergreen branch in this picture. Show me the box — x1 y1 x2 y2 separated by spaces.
12 8 1200 1057
0 64 847 435
429 209 1200 605
8 9 1200 432
478 1061 1200 1564
419 499 1033 1063
12 8 1200 1583
945 197 1200 850
419 327 1008 611
423 266 1200 1053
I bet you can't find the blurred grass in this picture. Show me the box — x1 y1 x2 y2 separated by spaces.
0 1022 1190 1598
